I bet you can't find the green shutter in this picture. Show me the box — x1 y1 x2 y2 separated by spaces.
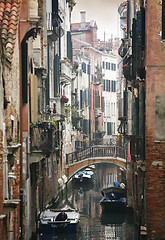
132 18 136 80
54 54 59 96
67 31 73 62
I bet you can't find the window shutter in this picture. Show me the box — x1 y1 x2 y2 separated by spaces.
67 31 73 62
88 64 91 75
54 54 59 96
136 8 145 68
80 90 82 109
132 18 136 80
101 96 104 112
114 81 116 92
106 80 108 91
52 0 58 14
103 80 105 91
83 119 88 134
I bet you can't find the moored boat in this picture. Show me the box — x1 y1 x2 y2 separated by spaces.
73 170 94 183
39 206 80 234
100 181 127 213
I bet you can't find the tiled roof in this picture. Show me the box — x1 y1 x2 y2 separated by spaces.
0 0 21 63
71 22 91 31
72 38 91 48
71 20 98 32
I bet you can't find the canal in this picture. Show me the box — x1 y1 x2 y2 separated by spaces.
39 163 139 240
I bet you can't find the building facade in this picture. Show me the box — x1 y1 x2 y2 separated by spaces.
118 0 165 239
71 12 118 147
0 0 76 239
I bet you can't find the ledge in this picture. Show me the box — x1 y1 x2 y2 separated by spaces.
7 143 21 155
3 199 20 214
0 215 6 220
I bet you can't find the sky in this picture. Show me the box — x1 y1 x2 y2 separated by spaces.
71 0 123 41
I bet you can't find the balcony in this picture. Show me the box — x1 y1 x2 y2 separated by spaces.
30 124 56 162
3 199 20 214
60 59 73 84
94 108 102 118
46 12 64 41
7 143 21 168
50 97 66 121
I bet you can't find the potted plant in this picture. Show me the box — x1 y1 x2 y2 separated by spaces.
61 95 69 103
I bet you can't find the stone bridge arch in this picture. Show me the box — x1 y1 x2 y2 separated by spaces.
65 145 127 181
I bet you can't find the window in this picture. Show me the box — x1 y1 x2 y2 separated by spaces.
82 62 86 73
107 122 112 135
106 62 108 69
80 90 82 109
114 81 116 92
108 80 110 91
67 31 73 62
87 64 91 74
111 81 114 92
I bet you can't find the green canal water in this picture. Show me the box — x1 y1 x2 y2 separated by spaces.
39 163 139 240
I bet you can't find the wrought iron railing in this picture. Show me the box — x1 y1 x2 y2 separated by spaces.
66 145 126 165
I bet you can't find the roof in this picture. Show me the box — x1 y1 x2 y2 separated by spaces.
71 20 98 32
0 0 21 63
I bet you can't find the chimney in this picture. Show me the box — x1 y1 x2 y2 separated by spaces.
80 11 86 29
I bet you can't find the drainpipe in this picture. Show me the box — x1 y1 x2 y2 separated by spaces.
19 188 23 240
3 152 8 199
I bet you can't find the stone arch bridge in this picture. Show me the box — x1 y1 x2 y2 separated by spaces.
65 145 127 181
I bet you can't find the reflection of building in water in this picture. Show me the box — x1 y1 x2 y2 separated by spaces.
102 164 118 189
103 171 117 189
95 163 119 189
101 164 126 189
105 224 124 240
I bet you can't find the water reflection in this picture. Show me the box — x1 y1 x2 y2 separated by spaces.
39 163 139 240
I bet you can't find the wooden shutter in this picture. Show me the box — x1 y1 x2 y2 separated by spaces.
30 74 38 123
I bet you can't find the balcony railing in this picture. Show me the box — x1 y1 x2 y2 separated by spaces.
66 145 126 165
46 12 64 40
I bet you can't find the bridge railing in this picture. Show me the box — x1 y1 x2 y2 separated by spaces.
66 145 126 166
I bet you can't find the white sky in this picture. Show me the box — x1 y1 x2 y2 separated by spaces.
71 0 123 41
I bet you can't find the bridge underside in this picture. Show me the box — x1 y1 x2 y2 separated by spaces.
65 157 126 181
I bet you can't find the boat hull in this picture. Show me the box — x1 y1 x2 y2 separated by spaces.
100 198 127 213
39 208 80 235
40 221 80 234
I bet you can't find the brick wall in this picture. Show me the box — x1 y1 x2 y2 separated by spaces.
145 1 165 238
